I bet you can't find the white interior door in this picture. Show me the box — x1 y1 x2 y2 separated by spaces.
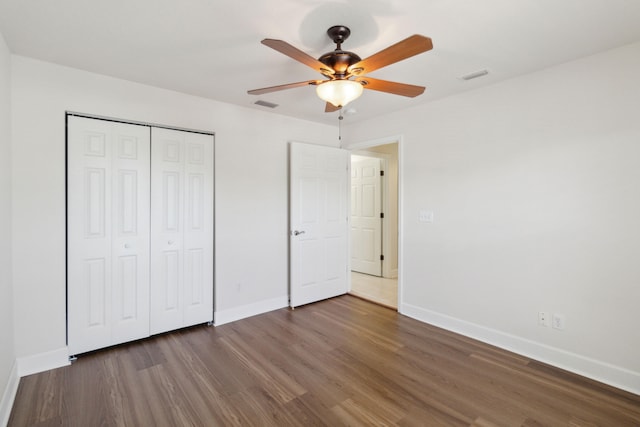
150 127 214 334
289 142 349 308
350 156 382 276
67 116 150 355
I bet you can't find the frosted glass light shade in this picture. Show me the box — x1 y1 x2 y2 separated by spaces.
316 80 363 108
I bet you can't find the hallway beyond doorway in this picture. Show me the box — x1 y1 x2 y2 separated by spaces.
349 272 397 309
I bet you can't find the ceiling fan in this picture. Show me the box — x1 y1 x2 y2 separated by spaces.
248 25 433 112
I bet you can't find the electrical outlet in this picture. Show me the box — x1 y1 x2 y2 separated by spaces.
552 314 565 330
538 311 549 327
419 210 434 223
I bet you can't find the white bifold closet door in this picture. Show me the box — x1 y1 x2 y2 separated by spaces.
68 117 214 355
67 116 151 355
150 127 214 335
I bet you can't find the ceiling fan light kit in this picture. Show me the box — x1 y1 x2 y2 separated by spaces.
248 25 433 112
316 79 364 108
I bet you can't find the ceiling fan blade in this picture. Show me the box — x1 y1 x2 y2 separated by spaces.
355 77 425 97
247 80 322 95
348 35 433 76
262 39 335 76
324 102 341 113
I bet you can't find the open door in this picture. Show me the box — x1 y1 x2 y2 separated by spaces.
350 156 383 276
289 142 349 308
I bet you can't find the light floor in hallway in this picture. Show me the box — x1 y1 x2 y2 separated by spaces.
349 271 398 309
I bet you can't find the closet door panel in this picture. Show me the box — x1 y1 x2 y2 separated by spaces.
150 128 185 334
111 124 151 344
183 133 214 326
68 117 113 354
150 128 213 334
67 117 150 354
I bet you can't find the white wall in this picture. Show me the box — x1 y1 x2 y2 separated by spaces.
10 56 337 364
0 31 17 426
343 41 640 393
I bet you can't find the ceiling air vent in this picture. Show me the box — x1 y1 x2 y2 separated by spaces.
254 100 279 108
459 69 489 81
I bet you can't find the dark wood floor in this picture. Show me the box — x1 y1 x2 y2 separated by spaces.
9 296 640 426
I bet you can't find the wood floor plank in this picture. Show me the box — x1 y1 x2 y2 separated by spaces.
284 392 346 427
8 295 640 426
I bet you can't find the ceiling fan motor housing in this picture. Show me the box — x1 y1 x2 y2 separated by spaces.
318 50 361 77
318 25 361 78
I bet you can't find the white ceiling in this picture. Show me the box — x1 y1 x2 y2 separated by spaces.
1 0 640 126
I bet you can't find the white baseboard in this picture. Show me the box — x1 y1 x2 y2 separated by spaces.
0 361 19 427
16 347 70 378
400 302 640 396
214 296 288 326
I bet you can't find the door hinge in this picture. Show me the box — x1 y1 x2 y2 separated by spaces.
380 212 384 219
380 254 384 261
380 170 385 176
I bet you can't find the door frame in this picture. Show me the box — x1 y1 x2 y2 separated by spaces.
345 135 404 310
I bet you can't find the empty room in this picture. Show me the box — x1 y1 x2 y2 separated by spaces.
1 0 639 425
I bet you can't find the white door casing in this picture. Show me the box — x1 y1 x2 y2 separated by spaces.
150 127 214 334
67 116 151 355
289 142 349 308
350 156 382 276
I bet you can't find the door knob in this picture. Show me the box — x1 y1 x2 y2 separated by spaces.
292 230 305 236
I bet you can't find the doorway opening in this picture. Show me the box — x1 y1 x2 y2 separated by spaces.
349 141 399 309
